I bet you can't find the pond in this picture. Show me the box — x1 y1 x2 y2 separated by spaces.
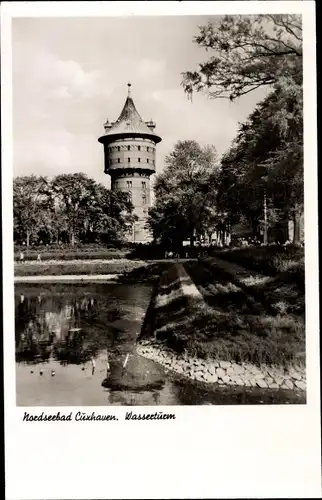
15 283 305 406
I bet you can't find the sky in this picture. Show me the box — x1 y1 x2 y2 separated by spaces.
12 16 268 188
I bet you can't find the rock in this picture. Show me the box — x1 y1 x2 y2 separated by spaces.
207 374 218 383
254 372 265 380
227 380 236 385
250 379 258 387
256 379 268 389
244 380 252 387
226 367 235 376
219 360 231 369
268 383 280 389
216 367 226 378
243 371 254 381
281 379 294 390
289 369 302 381
222 375 230 383
242 363 255 371
207 367 216 376
232 377 244 386
264 377 274 385
294 380 306 391
231 363 245 374
274 376 285 386
218 379 224 385
212 361 220 368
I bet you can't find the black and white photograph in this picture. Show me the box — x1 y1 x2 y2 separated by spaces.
11 11 309 407
2 2 320 499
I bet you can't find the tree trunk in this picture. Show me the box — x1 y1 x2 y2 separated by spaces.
293 206 303 245
190 228 195 248
26 230 30 247
263 191 268 246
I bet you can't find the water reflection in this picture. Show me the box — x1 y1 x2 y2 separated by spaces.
15 284 150 366
15 284 306 406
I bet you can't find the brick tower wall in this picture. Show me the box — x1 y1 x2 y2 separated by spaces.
104 137 156 242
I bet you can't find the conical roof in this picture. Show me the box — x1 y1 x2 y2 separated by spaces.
98 85 161 144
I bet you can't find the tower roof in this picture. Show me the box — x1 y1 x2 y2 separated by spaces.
98 84 161 144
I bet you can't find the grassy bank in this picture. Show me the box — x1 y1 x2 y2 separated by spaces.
14 259 145 277
140 262 305 368
213 245 304 285
14 245 128 261
200 255 305 316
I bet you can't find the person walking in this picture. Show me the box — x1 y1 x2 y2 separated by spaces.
91 357 96 375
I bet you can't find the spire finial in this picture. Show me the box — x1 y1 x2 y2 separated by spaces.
127 82 131 97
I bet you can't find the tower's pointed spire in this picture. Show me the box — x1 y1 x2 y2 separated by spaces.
98 83 161 144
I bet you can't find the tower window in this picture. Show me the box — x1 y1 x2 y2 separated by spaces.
128 158 131 163
127 181 132 188
147 146 150 152
147 158 149 163
138 146 141 151
118 146 120 151
138 158 141 163
128 145 130 151
118 158 120 163
142 181 146 189
142 195 147 205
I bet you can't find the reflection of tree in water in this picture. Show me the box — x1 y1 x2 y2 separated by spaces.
15 290 122 365
15 294 53 363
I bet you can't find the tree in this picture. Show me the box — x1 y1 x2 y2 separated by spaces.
181 14 302 100
51 173 98 246
217 85 303 243
148 140 220 249
51 173 136 245
13 175 52 246
181 14 304 244
86 184 136 243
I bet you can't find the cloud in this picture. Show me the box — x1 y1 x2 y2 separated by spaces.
12 18 267 181
137 58 166 78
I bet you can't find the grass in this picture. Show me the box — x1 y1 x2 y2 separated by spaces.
212 245 304 282
200 255 305 316
140 262 305 368
14 248 128 261
14 259 146 277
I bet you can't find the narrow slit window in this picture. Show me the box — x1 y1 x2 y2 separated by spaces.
138 158 141 163
128 145 131 151
142 181 146 189
118 146 120 151
138 146 141 151
147 158 149 163
117 158 120 163
142 195 147 205
128 157 131 163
